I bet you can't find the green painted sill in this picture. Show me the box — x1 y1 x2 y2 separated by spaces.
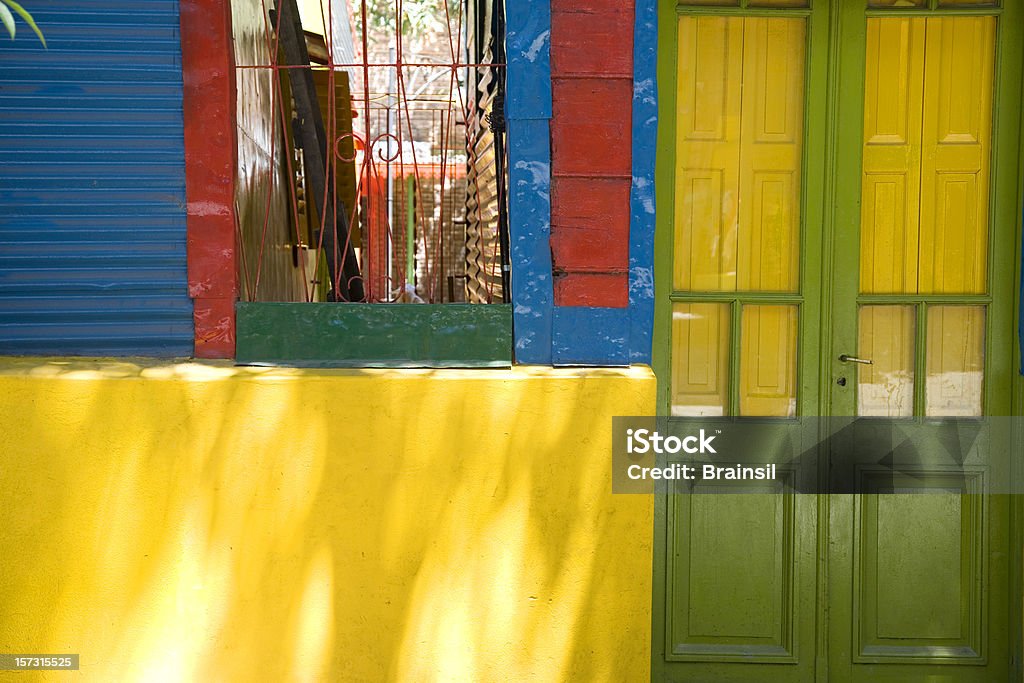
235 302 513 368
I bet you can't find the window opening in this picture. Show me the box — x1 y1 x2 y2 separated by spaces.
232 0 508 304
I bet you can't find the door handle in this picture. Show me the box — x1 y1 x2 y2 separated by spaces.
839 354 873 365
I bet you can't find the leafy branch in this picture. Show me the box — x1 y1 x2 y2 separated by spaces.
0 0 45 47
352 0 451 44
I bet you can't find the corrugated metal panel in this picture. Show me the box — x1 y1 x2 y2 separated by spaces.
465 0 504 304
0 0 194 356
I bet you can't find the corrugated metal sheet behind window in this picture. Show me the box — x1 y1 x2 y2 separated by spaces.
0 0 194 356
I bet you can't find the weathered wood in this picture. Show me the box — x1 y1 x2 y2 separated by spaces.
548 0 634 308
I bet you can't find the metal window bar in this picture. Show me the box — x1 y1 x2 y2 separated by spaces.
233 0 507 305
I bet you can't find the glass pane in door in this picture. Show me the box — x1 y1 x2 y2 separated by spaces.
857 306 915 417
860 17 994 296
740 305 798 417
925 306 985 417
671 303 730 416
858 15 994 419
674 16 804 294
672 15 806 416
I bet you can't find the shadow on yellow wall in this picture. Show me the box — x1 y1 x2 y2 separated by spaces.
0 360 654 682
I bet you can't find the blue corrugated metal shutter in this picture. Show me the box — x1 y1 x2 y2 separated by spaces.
0 0 194 356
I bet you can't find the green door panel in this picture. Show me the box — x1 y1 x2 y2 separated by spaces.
660 491 819 681
826 494 1011 682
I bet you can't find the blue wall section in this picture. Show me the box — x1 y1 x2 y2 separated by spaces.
504 4 552 120
629 0 658 366
506 1 554 364
0 0 193 356
552 308 630 366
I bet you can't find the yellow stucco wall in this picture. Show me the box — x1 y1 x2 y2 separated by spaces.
0 360 654 682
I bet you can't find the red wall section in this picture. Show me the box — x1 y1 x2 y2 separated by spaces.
550 0 635 308
550 177 630 272
180 0 238 358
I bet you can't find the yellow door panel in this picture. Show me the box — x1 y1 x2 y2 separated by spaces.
861 17 994 296
918 17 994 294
671 303 730 416
860 18 925 294
739 305 798 417
738 18 804 293
675 16 742 292
674 16 803 294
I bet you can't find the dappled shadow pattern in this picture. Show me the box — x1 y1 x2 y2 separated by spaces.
0 360 654 681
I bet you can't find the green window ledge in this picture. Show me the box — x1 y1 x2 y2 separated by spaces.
235 303 513 368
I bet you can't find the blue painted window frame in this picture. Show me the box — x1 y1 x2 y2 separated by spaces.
506 0 658 366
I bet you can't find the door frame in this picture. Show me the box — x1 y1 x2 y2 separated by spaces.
651 1 1024 680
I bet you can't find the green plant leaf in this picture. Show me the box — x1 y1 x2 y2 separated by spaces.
0 3 15 41
1 0 45 47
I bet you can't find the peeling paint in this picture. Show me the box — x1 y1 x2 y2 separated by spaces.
505 1 555 363
182 0 237 358
526 30 551 62
186 201 232 217
508 117 554 364
513 160 553 189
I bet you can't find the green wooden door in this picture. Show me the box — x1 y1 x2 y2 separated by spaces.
652 1 1023 680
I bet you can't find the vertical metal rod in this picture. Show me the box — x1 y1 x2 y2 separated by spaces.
386 46 396 296
360 0 376 298
406 174 416 288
